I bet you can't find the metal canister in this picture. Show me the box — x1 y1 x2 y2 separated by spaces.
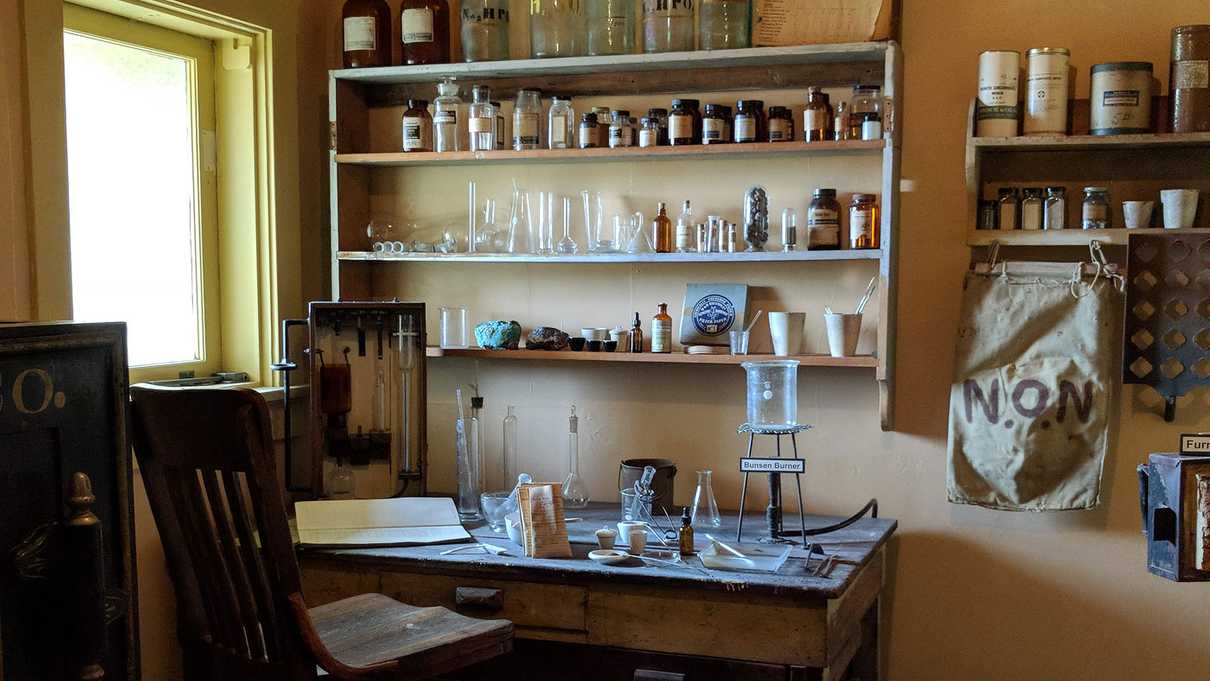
1025 47 1070 136
1170 25 1210 133
1090 62 1153 135
976 50 1020 137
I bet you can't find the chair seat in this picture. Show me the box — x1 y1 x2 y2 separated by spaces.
310 593 513 677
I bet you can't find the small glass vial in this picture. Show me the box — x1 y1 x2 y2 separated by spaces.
636 116 657 147
734 100 763 143
492 100 507 149
768 106 793 142
468 85 495 151
548 96 574 149
997 187 1019 230
1044 186 1067 230
851 85 883 140
609 109 633 148
670 99 696 146
433 79 461 152
592 107 611 147
578 112 599 149
1020 188 1044 230
402 99 433 152
460 0 510 62
648 108 669 145
804 87 832 142
513 89 542 150
1082 187 1111 230
807 188 841 250
702 104 728 144
849 193 879 249
832 101 849 141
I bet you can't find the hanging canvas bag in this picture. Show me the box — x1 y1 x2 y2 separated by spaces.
947 244 1124 511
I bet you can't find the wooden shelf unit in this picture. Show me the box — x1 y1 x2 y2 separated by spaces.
426 346 878 368
330 43 903 429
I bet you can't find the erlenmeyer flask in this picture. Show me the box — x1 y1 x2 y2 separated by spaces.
625 211 654 254
690 470 722 528
561 405 590 509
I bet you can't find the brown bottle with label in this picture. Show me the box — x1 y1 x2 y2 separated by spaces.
804 87 833 142
653 202 673 253
342 0 393 68
401 0 450 65
652 303 672 353
678 508 695 555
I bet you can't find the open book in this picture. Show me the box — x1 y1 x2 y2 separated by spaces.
295 497 471 549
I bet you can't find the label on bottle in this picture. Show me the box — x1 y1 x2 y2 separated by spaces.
1082 201 1108 226
343 16 377 52
669 113 693 142
702 118 725 142
402 8 435 44
639 128 658 147
806 108 828 135
514 112 539 146
579 126 596 148
609 125 625 147
495 115 506 149
999 201 1017 230
675 221 693 250
470 116 493 133
861 119 882 140
550 115 567 147
735 116 756 143
850 207 873 246
807 208 840 247
1174 60 1210 89
652 319 672 353
470 116 494 151
402 116 426 151
768 118 790 141
461 5 510 25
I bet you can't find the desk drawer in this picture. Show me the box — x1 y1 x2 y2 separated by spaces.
381 572 588 634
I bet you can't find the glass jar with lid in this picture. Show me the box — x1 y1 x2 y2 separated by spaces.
402 99 433 152
639 116 660 147
643 0 694 53
734 100 764 143
807 188 841 250
531 0 582 58
578 112 599 149
669 99 696 146
702 104 728 144
1020 187 1044 230
1081 187 1111 229
460 0 510 62
851 85 883 140
513 89 542 150
548 97 574 149
1044 187 1067 230
609 110 633 148
433 79 461 152
849 194 879 249
585 0 634 56
767 106 793 142
997 187 1019 230
342 0 392 69
401 0 451 65
698 0 751 50
804 87 832 142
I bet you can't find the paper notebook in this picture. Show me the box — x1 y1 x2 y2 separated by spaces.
295 497 471 548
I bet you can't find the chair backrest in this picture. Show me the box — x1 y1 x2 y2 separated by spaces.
129 385 314 680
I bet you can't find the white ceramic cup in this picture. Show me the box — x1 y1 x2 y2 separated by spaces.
1161 189 1199 229
1122 201 1154 229
594 527 617 550
824 313 862 358
768 312 805 356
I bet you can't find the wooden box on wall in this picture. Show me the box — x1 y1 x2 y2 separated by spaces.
0 322 139 680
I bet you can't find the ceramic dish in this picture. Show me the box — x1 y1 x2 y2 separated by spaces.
588 549 630 566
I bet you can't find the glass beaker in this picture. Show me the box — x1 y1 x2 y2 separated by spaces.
620 488 653 522
741 360 800 427
691 470 722 528
440 307 469 348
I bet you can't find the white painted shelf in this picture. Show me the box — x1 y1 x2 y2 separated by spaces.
968 228 1209 247
338 250 883 263
970 132 1210 153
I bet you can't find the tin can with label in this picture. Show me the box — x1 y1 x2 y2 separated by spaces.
1170 25 1210 133
1090 62 1153 135
1025 47 1070 135
976 50 1020 137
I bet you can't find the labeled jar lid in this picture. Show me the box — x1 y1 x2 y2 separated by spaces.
672 98 700 109
406 99 429 109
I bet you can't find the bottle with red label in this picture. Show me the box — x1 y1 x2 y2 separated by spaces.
401 0 450 65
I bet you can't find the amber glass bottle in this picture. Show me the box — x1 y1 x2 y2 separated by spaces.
401 0 451 65
342 0 392 68
652 202 673 253
652 303 672 353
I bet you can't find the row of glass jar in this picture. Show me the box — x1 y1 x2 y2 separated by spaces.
399 81 888 153
979 186 1113 231
342 0 754 69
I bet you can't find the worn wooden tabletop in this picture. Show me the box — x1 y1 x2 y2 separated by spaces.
302 503 897 600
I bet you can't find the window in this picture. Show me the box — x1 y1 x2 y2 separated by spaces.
63 5 220 378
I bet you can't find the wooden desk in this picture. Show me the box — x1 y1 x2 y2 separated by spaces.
300 504 896 681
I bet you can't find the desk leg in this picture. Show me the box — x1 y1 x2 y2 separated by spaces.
850 595 881 681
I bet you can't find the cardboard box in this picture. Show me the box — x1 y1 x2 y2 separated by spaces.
753 0 894 47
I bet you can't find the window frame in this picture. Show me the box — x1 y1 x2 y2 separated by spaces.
63 3 223 382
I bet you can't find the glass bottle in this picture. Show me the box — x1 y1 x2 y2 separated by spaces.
851 85 883 140
768 106 793 142
609 110 633 148
648 107 669 145
433 79 461 152
1020 187 1044 230
652 202 673 252
402 99 433 152
691 470 722 528
678 508 695 555
460 0 510 62
562 406 590 509
698 0 751 50
804 87 832 142
513 89 542 150
578 113 599 149
652 303 672 353
531 0 582 58
997 187 1020 230
502 405 518 489
455 390 483 520
808 188 841 250
629 312 644 352
548 97 575 149
585 0 635 56
643 0 694 53
669 99 696 146
675 200 694 252
639 116 660 147
342 0 392 69
327 456 356 499
702 104 727 144
1044 186 1067 230
850 194 879 249
1082 187 1111 230
492 100 507 149
734 100 762 143
401 0 450 65
468 85 495 152
832 101 849 141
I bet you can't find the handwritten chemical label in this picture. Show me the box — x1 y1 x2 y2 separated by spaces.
740 458 805 474
343 17 376 52
1181 434 1210 455
402 8 434 44
1174 60 1210 89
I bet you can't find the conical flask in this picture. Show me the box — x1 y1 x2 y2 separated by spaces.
561 405 591 509
691 470 722 528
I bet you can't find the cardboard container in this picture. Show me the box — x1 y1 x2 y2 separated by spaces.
753 0 894 47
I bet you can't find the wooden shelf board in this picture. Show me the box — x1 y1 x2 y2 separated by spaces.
335 140 885 167
426 347 878 368
970 132 1210 152
331 43 891 85
967 227 1209 246
338 250 883 263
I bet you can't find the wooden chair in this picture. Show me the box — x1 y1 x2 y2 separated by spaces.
129 385 513 681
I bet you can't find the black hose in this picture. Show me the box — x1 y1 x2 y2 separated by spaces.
779 498 878 537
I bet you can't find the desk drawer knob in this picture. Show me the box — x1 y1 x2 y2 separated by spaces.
455 586 504 610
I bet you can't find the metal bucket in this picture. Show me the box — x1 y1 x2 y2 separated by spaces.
618 458 677 514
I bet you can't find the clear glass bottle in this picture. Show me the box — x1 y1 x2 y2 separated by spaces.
851 85 883 140
328 457 356 499
832 101 849 141
455 390 483 520
513 89 542 150
997 187 1019 230
643 0 694 53
1021 187 1044 230
691 470 722 528
675 200 694 252
433 79 461 152
548 96 575 149
468 85 495 151
460 0 510 62
1044 186 1067 230
502 405 518 489
585 0 635 56
531 0 582 58
562 405 590 509
609 109 633 148
698 0 750 50
1082 187 1111 229
639 116 660 147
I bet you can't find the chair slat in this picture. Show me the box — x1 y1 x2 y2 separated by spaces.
203 469 268 660
182 467 250 656
224 469 283 659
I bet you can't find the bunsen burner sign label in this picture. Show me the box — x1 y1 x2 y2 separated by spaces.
1180 433 1210 456
740 458 806 474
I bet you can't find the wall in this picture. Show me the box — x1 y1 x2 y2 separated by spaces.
1 0 32 322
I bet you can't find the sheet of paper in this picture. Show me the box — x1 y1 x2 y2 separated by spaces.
753 0 891 47
518 483 571 559
295 497 471 548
